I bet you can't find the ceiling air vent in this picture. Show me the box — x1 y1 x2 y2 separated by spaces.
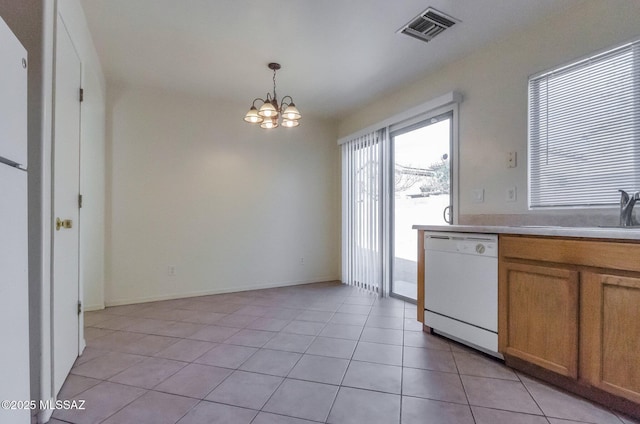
397 7 458 44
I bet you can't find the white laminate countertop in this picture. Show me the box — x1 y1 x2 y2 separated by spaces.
412 224 640 241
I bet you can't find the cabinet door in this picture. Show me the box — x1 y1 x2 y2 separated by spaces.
499 261 579 378
581 272 640 403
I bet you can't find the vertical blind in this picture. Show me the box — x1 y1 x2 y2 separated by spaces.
341 129 390 295
529 39 640 208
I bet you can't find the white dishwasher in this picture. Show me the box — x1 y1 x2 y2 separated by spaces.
424 231 500 357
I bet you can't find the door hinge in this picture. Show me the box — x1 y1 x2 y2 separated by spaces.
79 88 84 102
79 194 83 209
77 301 82 315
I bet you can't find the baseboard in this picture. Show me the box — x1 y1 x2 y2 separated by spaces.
104 276 341 307
83 303 105 312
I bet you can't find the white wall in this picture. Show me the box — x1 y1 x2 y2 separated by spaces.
58 0 106 311
338 0 640 221
106 86 340 305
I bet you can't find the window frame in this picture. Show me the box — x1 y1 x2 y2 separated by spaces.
527 38 640 210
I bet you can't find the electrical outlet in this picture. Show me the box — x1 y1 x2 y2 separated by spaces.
472 188 484 203
300 257 304 265
168 265 176 277
506 186 517 202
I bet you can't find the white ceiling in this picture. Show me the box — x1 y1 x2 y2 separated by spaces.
80 0 580 118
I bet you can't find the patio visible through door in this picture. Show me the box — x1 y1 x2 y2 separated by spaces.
391 112 452 301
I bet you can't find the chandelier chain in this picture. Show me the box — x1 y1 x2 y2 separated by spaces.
272 68 277 101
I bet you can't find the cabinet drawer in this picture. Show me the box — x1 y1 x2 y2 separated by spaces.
499 235 640 273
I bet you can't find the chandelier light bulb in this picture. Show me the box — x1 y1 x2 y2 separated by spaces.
243 106 264 124
282 104 301 120
282 119 299 128
259 101 278 118
260 117 278 129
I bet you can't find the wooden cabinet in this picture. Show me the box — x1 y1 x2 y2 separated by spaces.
581 272 640 403
417 229 425 324
500 262 579 378
499 235 640 414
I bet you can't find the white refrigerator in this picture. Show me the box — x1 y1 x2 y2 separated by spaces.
0 15 31 424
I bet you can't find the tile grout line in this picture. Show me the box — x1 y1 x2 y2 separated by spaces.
323 292 366 422
516 369 553 421
451 345 477 424
323 292 376 423
247 297 341 423
80 284 581 424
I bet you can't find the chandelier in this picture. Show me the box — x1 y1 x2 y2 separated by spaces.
244 63 301 129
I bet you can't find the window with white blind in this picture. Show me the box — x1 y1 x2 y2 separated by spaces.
528 39 640 208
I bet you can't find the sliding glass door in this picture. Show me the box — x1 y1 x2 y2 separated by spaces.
390 111 453 301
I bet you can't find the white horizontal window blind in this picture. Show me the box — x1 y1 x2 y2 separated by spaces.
529 40 640 208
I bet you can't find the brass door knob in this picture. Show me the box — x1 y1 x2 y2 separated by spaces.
56 217 73 231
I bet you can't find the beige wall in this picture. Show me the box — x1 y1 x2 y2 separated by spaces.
338 0 640 219
105 85 340 305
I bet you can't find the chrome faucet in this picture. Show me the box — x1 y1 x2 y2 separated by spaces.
619 189 640 227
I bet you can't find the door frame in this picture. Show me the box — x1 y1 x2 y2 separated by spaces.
338 92 461 299
388 104 459 302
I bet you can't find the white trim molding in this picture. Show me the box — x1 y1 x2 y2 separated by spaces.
337 91 462 145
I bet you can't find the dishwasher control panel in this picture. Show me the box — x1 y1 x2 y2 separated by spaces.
455 240 496 256
425 232 497 257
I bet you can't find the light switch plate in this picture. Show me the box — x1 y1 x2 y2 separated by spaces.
507 152 517 168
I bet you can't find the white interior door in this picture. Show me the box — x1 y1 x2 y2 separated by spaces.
52 14 81 395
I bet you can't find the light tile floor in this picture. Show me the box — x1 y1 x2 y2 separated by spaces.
48 281 638 424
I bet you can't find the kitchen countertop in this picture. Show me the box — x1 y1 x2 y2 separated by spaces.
412 224 640 241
